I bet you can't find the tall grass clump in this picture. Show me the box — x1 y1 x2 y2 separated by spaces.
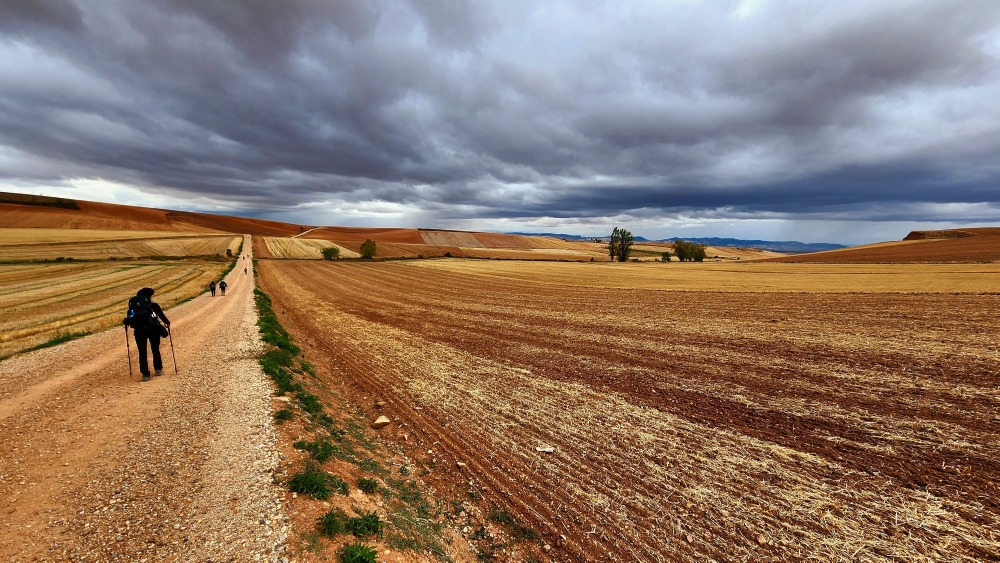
288 461 348 499
339 542 378 563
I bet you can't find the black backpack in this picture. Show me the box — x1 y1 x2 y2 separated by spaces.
126 295 158 329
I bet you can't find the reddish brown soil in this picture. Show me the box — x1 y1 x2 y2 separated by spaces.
0 193 306 236
258 260 1000 561
304 226 426 244
770 228 1000 263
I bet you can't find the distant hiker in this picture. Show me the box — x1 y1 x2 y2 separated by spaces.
244 267 247 275
123 287 170 382
219 280 227 296
209 280 216 296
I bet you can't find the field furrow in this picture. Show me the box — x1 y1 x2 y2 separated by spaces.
258 260 1000 561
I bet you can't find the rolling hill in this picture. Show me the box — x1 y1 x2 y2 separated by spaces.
0 192 308 236
767 228 1000 263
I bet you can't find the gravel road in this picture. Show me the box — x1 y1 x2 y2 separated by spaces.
0 235 289 560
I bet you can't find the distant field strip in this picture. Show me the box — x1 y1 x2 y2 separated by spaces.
0 230 240 261
260 260 1000 561
411 260 1000 293
263 237 358 259
0 261 229 357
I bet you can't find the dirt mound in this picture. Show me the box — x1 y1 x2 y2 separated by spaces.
768 227 1000 263
0 192 306 236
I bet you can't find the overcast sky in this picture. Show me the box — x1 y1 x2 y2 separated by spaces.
2 0 999 243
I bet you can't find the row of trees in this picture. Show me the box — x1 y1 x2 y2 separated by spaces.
607 228 707 262
671 240 707 262
322 239 377 260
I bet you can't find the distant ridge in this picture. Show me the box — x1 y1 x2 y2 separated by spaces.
507 232 843 253
659 237 845 254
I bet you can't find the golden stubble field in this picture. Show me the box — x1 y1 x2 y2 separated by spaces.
0 228 241 261
258 258 1000 562
0 229 239 357
263 236 360 259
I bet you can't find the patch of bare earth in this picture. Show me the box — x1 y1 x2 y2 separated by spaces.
0 238 289 560
258 260 1000 562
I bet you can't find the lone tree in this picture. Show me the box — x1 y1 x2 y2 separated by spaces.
359 239 377 259
672 240 707 262
321 246 340 260
608 227 636 262
661 251 671 262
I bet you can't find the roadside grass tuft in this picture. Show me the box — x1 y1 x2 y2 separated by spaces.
317 507 349 537
339 542 378 563
294 438 338 463
288 461 348 499
345 511 384 538
297 390 324 416
357 477 379 493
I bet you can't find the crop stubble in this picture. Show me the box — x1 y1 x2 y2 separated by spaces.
258 260 999 561
0 261 229 357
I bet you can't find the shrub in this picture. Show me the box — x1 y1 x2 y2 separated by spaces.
318 507 349 537
322 246 341 260
274 409 293 423
661 251 671 262
339 542 378 563
358 477 379 493
359 239 377 259
346 511 384 537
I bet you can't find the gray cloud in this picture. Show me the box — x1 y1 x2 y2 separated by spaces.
1 0 1000 243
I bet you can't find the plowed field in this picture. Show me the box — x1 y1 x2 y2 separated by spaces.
258 260 999 561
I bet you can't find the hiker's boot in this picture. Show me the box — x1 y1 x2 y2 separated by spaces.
141 375 151 382
154 369 163 376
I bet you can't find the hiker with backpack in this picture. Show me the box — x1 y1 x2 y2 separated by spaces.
219 280 227 296
122 287 170 382
209 280 216 296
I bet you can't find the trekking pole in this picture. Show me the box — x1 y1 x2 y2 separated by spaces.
124 325 133 377
168 325 178 374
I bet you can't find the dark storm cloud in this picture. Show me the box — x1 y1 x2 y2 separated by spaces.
2 0 1000 240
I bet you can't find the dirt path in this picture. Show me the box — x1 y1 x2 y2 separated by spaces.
0 237 288 561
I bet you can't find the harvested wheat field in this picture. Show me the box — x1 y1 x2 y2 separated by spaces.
0 229 241 261
0 260 230 358
263 236 359 259
257 259 1000 561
